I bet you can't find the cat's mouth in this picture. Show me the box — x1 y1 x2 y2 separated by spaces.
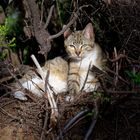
69 56 82 62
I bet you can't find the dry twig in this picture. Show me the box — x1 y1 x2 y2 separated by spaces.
44 5 55 29
48 5 93 41
31 54 58 127
114 47 119 87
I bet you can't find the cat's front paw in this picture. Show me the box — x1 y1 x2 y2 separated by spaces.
69 88 78 95
66 87 80 102
13 91 27 101
68 78 80 95
65 95 74 102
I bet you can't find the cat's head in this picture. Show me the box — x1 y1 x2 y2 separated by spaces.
64 23 95 59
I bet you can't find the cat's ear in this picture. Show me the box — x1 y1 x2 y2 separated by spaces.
83 23 95 39
63 25 72 39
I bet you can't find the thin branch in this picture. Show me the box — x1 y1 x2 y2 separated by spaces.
109 54 127 62
114 47 119 87
44 5 55 29
98 90 140 94
0 107 19 121
122 30 136 49
45 84 58 127
80 62 91 92
40 0 45 25
31 54 46 80
40 70 50 140
40 102 49 140
106 68 129 85
6 65 23 89
48 5 92 40
48 12 78 40
31 54 58 126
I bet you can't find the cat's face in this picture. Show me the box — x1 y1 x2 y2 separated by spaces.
64 23 95 59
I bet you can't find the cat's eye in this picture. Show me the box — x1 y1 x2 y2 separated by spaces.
69 45 75 48
81 44 89 48
81 44 92 51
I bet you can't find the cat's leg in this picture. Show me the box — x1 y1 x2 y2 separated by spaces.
14 90 28 100
67 63 80 95
12 76 44 100
83 78 100 92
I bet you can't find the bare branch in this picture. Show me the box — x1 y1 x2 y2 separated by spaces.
40 0 45 25
48 5 92 41
114 47 119 86
48 12 78 40
80 62 92 92
99 90 140 94
31 54 58 126
109 54 127 62
106 68 129 85
44 5 55 29
25 0 51 56
31 54 46 80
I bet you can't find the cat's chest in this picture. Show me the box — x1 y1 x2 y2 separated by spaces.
77 54 99 91
77 52 98 69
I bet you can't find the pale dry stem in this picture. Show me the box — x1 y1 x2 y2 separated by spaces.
31 54 58 126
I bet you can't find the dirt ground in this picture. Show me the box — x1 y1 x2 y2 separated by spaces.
0 83 140 140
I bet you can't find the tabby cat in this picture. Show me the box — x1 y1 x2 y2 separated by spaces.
64 23 106 95
12 23 106 100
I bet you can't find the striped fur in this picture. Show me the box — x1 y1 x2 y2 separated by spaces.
64 23 106 95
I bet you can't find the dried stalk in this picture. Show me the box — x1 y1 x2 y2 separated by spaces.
6 65 23 89
44 5 55 29
40 0 44 25
80 62 92 92
31 55 46 80
106 68 129 85
109 54 127 62
40 103 48 140
114 47 119 87
45 84 58 126
0 106 19 121
48 12 78 40
48 4 92 41
31 54 58 126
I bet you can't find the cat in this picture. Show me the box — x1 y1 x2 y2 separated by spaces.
12 57 68 100
12 23 106 100
64 23 106 95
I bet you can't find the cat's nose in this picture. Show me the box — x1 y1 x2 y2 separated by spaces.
75 50 81 56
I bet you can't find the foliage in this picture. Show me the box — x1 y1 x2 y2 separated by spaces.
56 0 71 26
126 71 140 86
5 9 23 37
0 25 16 46
0 24 16 60
0 6 23 61
94 92 110 103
